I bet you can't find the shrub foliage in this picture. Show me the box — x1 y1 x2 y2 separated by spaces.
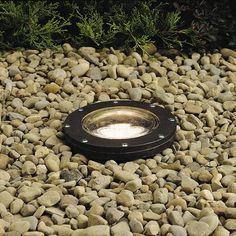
0 0 235 52
0 1 69 49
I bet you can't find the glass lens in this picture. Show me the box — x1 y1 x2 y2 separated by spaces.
82 106 159 139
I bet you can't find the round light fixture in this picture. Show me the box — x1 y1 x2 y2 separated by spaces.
63 100 176 162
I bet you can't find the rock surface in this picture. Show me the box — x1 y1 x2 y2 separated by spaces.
0 44 235 234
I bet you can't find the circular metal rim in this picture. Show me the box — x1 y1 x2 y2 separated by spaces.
63 100 176 162
82 105 159 139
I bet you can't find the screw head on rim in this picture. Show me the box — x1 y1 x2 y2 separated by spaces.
168 117 175 122
121 143 128 147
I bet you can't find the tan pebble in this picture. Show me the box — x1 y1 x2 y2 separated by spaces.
45 135 61 147
33 206 46 218
18 187 42 202
211 53 221 65
213 226 230 236
44 83 61 94
73 225 110 236
35 146 50 158
37 221 55 235
0 170 10 181
40 127 57 137
98 92 110 102
59 100 73 113
117 65 134 78
23 216 38 231
200 214 219 234
106 207 124 224
0 224 5 235
191 53 201 61
44 154 60 172
79 46 96 54
229 147 236 157
167 198 187 210
37 190 61 207
77 214 88 228
153 90 174 104
79 100 88 108
129 218 143 233
60 194 78 208
128 87 142 101
84 93 94 104
20 203 37 216
185 101 203 114
114 169 137 182
51 225 73 236
10 198 24 214
224 219 236 231
149 62 167 76
88 214 108 226
223 101 236 111
63 83 75 93
140 73 152 84
0 191 14 208
181 176 199 193
199 190 214 201
116 190 134 207
7 51 22 64
186 221 210 236
71 62 90 77
153 188 168 204
121 81 132 90
131 52 143 65
144 221 160 236
9 221 30 234
107 54 118 65
111 221 131 235
63 43 73 53
225 207 236 219
181 120 196 131
1 124 13 136
158 77 169 87
125 178 142 192
0 154 10 170
107 65 117 79
128 212 143 223
221 48 236 58
87 67 103 81
89 175 111 191
143 211 161 221
23 232 44 236
22 161 36 175
200 56 210 65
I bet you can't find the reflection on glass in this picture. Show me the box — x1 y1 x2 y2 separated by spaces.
82 106 159 139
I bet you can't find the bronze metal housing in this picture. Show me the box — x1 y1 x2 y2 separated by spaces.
63 100 176 162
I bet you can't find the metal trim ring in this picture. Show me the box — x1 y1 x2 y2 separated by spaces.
63 100 177 162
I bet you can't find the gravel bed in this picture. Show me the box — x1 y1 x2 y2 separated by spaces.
0 44 236 236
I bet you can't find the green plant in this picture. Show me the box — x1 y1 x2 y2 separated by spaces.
0 1 69 50
0 0 234 52
74 1 193 53
157 10 194 48
106 2 156 53
76 8 105 47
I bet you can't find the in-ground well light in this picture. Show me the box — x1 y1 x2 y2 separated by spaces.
63 100 176 162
